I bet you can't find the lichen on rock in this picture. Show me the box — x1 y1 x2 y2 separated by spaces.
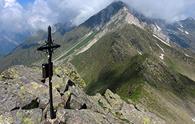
0 65 165 124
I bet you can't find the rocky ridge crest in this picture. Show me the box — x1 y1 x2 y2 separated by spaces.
0 65 165 124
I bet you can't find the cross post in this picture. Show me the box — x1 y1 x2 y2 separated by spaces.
37 26 60 119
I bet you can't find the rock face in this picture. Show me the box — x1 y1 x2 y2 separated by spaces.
0 65 165 124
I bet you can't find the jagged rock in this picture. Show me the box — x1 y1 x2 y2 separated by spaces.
0 109 42 124
104 89 123 110
56 109 126 124
0 66 165 124
18 81 61 109
92 93 112 112
65 94 83 110
14 109 42 124
0 80 22 113
103 89 165 124
0 112 14 124
54 63 86 88
118 102 165 124
66 85 106 114
1 67 20 80
42 119 61 124
52 75 69 95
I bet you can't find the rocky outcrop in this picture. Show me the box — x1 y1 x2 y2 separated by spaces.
0 65 165 124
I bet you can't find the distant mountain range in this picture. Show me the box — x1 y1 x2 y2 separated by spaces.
1 2 195 57
0 31 30 56
0 22 73 57
1 1 195 123
166 17 195 50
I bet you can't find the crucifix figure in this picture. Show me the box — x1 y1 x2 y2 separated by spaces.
37 26 60 119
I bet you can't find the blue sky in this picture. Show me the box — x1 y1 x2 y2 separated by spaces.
17 0 34 7
0 0 195 33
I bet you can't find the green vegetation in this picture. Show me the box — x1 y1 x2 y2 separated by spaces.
57 31 97 61
1 2 195 123
71 24 195 123
0 26 90 72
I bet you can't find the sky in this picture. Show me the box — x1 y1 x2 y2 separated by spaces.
18 0 34 7
0 0 195 33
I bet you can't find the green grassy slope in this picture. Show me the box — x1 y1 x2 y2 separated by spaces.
0 26 91 72
0 1 128 72
71 24 195 123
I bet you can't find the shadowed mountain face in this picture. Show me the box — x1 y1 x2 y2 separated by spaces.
1 1 195 71
82 1 126 28
0 22 73 58
0 32 30 56
164 18 195 51
1 1 195 123
0 1 128 71
70 22 195 123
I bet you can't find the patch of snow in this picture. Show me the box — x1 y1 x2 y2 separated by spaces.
185 31 189 35
77 7 143 55
77 7 138 55
192 118 195 122
159 53 164 60
3 36 19 45
156 24 161 31
179 24 184 28
137 50 142 55
153 34 171 47
178 28 184 32
184 53 190 57
156 43 165 53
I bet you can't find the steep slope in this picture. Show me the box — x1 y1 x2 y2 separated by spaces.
0 25 91 72
156 17 195 52
0 65 165 124
0 2 128 72
1 1 195 72
0 31 30 56
70 23 195 123
0 30 47 71
63 3 195 123
1 1 195 123
55 1 147 63
82 1 127 28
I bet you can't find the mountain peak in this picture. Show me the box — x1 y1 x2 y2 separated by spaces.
81 1 127 29
180 17 195 23
186 17 195 21
110 1 127 8
178 17 195 31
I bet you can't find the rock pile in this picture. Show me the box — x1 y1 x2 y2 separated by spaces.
0 66 165 124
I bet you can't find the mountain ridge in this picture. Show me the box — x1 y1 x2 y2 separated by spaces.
81 1 127 29
1 1 195 123
1 1 195 57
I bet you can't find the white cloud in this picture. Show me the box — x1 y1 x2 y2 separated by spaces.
0 0 195 34
4 0 16 7
123 0 195 22
71 0 113 25
27 0 56 30
0 0 27 32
